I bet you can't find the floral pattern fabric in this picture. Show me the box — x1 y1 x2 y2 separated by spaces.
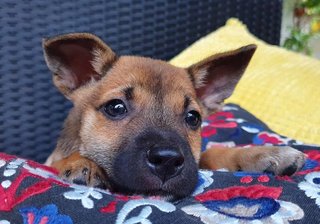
0 104 319 223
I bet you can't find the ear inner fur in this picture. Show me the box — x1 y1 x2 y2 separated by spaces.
187 44 257 112
43 33 117 96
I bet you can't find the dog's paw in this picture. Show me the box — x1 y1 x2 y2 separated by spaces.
51 152 108 189
241 146 306 176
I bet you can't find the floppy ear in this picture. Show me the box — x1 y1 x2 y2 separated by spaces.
188 44 256 113
43 33 117 97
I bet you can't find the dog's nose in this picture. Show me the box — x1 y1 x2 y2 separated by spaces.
147 147 184 182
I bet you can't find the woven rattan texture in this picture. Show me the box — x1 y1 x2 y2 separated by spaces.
0 0 282 162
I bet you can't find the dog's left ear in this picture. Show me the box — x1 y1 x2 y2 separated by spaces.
188 44 256 113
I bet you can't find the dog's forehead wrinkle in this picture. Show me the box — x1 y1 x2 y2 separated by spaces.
123 86 134 100
103 56 194 99
184 95 191 111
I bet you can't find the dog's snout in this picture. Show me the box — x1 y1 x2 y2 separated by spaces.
147 147 184 182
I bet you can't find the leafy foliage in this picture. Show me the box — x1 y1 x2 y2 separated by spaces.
283 0 320 55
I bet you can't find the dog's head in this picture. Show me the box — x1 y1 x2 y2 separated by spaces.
43 33 256 198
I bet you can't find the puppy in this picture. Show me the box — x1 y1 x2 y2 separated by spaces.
43 33 305 198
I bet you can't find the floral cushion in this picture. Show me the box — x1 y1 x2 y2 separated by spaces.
1 104 319 224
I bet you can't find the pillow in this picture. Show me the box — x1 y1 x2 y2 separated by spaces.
170 18 320 145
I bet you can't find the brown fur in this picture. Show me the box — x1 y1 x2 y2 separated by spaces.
43 33 306 197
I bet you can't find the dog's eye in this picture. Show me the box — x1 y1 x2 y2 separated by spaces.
185 110 201 129
102 99 127 119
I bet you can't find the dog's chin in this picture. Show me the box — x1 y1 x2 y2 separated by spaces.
106 170 198 200
92 133 199 199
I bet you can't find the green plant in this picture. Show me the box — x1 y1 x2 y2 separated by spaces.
283 28 313 55
283 0 320 55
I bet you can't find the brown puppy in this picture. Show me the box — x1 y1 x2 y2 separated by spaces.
43 33 305 198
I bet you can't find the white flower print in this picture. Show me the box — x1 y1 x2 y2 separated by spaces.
298 171 320 207
115 199 176 224
1 158 25 190
63 184 110 209
0 159 6 168
193 170 214 196
0 220 10 224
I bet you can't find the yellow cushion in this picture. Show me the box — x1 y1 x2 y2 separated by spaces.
170 18 320 145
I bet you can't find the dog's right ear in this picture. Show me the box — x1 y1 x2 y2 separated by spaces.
187 45 256 115
43 33 116 96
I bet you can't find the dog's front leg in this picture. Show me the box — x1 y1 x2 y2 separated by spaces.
200 146 306 176
51 152 108 188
